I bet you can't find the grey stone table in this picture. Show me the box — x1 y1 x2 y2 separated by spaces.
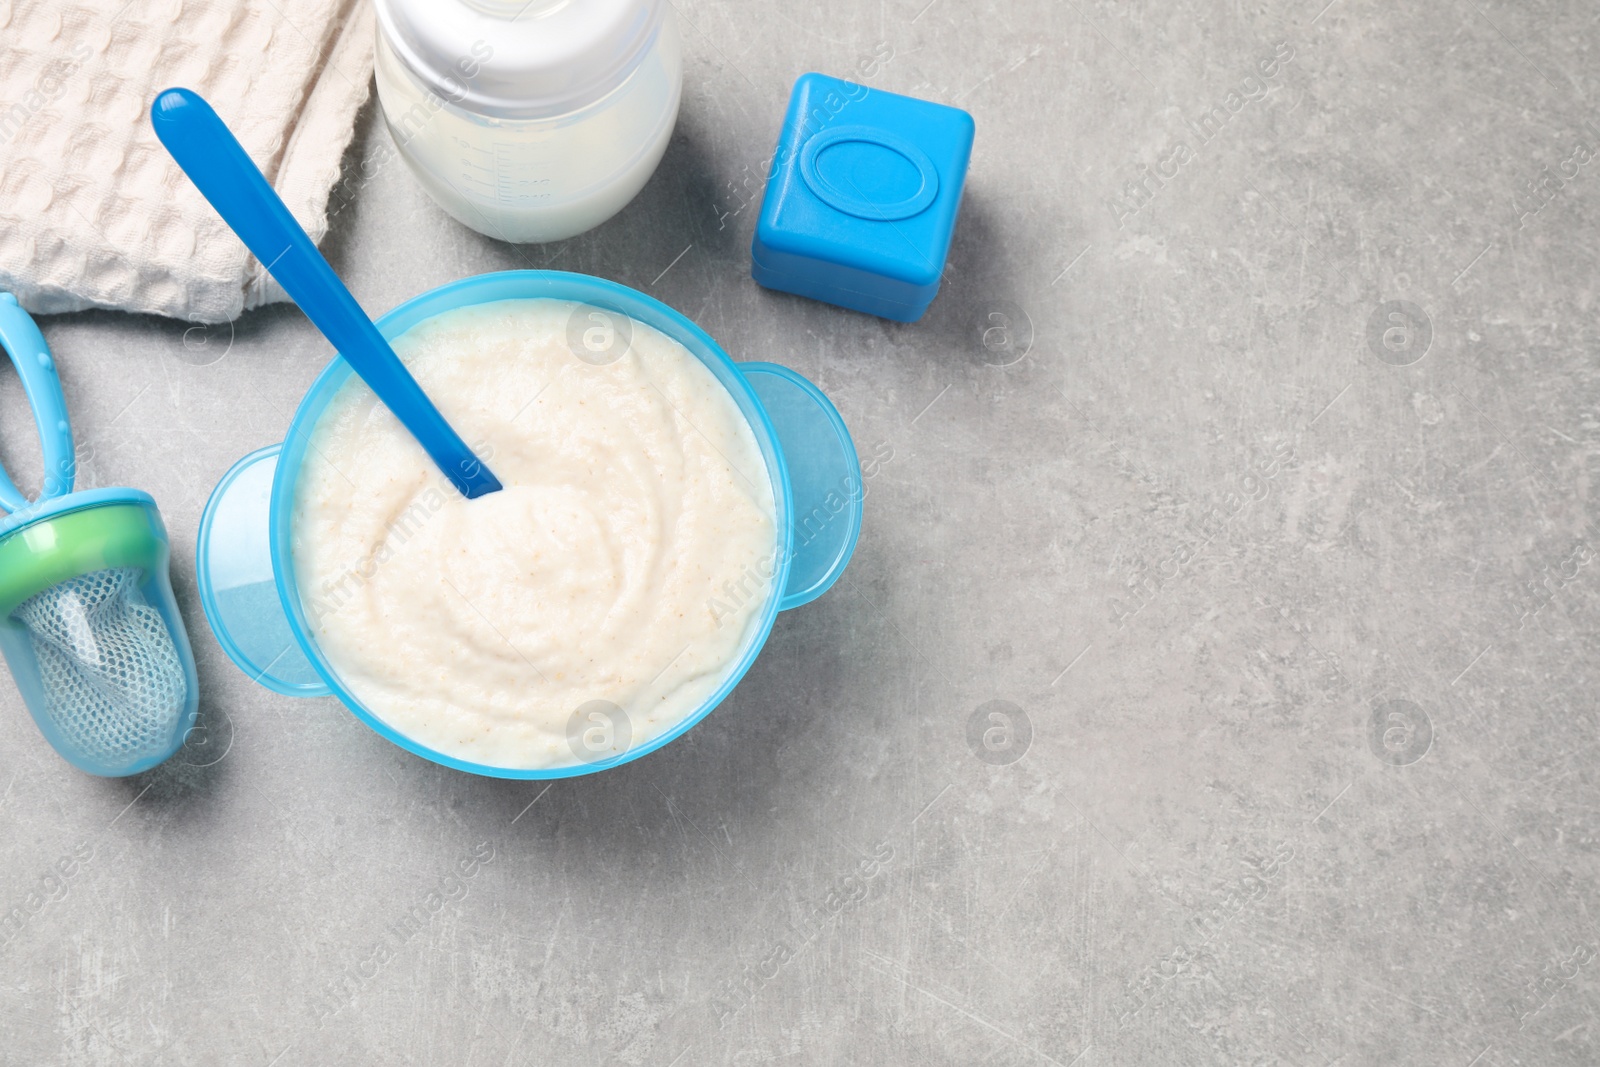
3 1 1599 1063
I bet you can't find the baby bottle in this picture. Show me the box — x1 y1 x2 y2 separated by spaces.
373 0 682 243
0 294 199 777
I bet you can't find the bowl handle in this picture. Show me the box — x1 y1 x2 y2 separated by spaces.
739 363 863 610
195 445 331 697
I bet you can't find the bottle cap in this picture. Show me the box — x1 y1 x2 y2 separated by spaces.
375 0 667 120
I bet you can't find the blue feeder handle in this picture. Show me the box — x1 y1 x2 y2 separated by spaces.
0 293 74 513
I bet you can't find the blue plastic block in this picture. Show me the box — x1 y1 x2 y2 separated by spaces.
751 73 974 322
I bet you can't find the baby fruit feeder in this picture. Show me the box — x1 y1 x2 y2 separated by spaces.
0 294 199 776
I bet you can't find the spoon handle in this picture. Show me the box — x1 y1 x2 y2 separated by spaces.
151 88 501 499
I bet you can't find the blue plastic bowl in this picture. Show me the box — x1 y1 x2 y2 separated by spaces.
196 271 862 779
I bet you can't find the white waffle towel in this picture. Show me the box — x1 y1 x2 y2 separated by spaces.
0 0 374 323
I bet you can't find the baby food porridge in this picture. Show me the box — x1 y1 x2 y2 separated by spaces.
291 298 776 769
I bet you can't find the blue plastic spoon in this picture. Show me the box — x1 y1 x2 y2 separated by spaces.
150 88 501 499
